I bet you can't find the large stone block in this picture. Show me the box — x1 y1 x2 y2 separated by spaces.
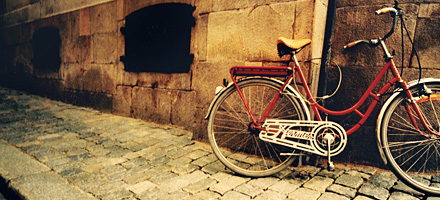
419 3 440 18
207 2 308 62
192 61 243 109
171 90 196 131
332 4 418 68
61 35 92 64
123 0 195 18
2 2 39 27
211 0 295 12
91 1 117 34
82 64 117 94
131 87 172 124
196 14 209 61
193 107 209 141
79 8 91 36
337 0 423 8
62 63 84 90
40 0 113 19
112 85 132 117
137 72 192 90
411 18 440 68
93 33 117 64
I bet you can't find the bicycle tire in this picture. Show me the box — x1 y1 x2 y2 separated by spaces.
207 78 307 177
380 82 440 195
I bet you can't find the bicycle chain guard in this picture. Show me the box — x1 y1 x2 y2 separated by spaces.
259 119 347 157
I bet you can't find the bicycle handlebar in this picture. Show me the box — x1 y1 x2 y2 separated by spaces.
344 2 402 50
375 7 398 15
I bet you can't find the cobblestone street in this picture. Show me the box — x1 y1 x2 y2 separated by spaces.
0 86 439 200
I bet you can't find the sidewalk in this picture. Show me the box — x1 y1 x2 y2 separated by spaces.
0 86 436 200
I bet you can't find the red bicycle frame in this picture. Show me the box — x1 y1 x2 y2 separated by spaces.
229 57 437 137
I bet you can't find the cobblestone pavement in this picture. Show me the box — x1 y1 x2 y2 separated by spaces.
0 86 439 200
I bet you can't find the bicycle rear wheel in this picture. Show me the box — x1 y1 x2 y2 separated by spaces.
207 78 307 177
380 83 440 195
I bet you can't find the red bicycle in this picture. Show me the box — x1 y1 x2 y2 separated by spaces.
205 2 440 195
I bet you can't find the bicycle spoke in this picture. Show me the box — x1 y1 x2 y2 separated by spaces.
429 99 440 132
406 142 434 173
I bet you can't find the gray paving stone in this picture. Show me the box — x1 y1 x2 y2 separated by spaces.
183 177 217 194
234 183 264 198
346 170 371 180
126 179 157 195
318 192 350 200
353 196 375 200
222 190 250 200
185 190 221 200
327 184 356 198
368 172 397 189
358 183 390 200
388 191 419 200
287 187 321 200
268 180 299 195
335 174 364 189
159 170 209 193
393 181 425 197
318 168 345 179
248 177 279 189
201 160 228 175
210 175 250 195
254 190 286 200
172 163 199 175
11 172 97 200
303 176 334 192
156 190 190 200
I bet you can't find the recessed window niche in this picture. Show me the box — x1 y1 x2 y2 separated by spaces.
120 3 195 73
31 27 61 71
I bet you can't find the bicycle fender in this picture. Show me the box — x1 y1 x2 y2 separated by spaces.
204 77 311 121
376 78 440 165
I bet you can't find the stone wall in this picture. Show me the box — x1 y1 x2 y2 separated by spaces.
325 0 440 165
0 0 324 140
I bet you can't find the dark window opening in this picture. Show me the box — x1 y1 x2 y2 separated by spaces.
120 3 195 73
31 27 61 71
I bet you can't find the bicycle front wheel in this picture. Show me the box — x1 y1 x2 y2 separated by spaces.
380 83 440 195
207 78 307 177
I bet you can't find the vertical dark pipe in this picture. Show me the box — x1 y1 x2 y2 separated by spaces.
317 0 337 101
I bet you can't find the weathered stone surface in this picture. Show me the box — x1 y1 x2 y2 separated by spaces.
222 191 250 200
112 86 132 117
171 90 196 131
368 172 397 189
318 192 350 200
131 87 172 124
303 176 334 192
11 172 97 200
335 174 364 189
90 1 117 34
254 190 286 200
419 3 440 18
268 180 299 195
209 175 249 195
235 183 264 198
287 188 321 200
327 184 357 198
82 64 117 94
207 2 309 62
93 33 117 64
388 191 419 200
358 183 390 200
412 18 440 68
333 4 419 68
